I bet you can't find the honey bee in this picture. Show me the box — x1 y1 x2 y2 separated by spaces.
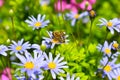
52 31 65 43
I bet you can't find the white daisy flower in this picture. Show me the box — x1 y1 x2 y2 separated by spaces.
43 52 68 79
66 11 89 26
9 39 31 54
97 18 120 34
25 14 50 30
12 51 44 78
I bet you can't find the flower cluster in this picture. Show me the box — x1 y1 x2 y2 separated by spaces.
55 0 96 12
0 13 81 80
97 41 120 80
0 38 69 79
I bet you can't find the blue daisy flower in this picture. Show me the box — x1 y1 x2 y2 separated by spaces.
66 11 89 26
9 39 31 54
25 14 50 30
12 51 44 78
43 52 68 79
111 41 119 50
97 41 112 57
0 45 8 56
100 57 120 80
97 18 120 34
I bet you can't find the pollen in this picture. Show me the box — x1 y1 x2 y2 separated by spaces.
34 22 42 27
105 48 111 54
113 43 119 49
107 22 113 27
24 62 34 70
48 62 56 69
117 75 120 80
104 65 112 72
74 14 79 19
51 38 59 43
16 46 22 51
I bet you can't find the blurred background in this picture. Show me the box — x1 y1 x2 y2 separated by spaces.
0 0 120 79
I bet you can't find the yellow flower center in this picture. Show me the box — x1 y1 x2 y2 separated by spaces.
24 62 34 70
89 10 95 17
104 65 112 72
51 39 59 43
117 75 120 80
34 22 42 27
16 46 22 51
107 22 113 27
105 48 111 54
48 62 56 69
74 14 79 19
113 43 119 49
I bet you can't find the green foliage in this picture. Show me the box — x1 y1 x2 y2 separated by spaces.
0 0 120 79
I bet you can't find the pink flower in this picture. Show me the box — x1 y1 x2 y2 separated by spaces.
54 0 96 12
88 0 96 4
79 0 96 10
0 68 12 80
54 0 71 12
0 0 4 7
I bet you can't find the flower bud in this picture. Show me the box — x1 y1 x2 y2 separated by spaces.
40 44 46 51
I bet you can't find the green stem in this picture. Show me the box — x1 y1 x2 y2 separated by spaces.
86 19 94 53
37 29 41 43
11 16 16 40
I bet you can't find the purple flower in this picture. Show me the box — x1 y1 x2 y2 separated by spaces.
9 39 31 54
25 14 50 30
97 18 120 34
100 57 120 80
43 52 68 79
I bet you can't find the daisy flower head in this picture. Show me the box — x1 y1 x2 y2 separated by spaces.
9 39 31 54
0 45 8 56
25 14 50 30
97 18 120 34
101 41 112 57
12 51 44 79
60 73 80 80
43 52 68 79
111 41 119 50
111 68 120 80
43 31 69 49
100 57 120 80
66 11 89 26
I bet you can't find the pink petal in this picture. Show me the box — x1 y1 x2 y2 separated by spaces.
88 0 96 4
2 68 12 80
79 1 92 10
70 0 77 4
1 75 9 80
71 6 78 13
54 0 68 12
0 0 4 7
